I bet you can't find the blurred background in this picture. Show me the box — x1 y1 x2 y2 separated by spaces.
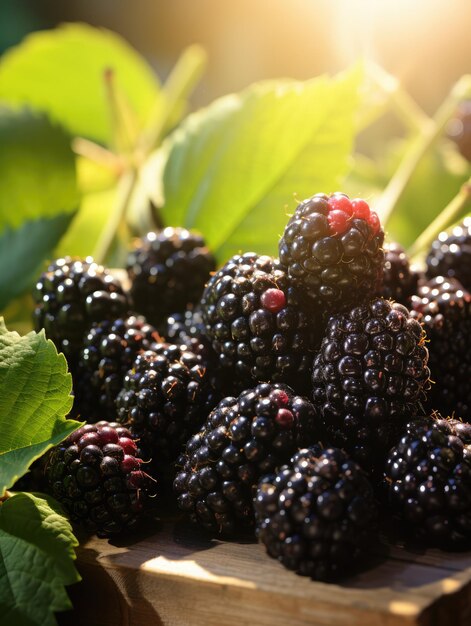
2 0 471 112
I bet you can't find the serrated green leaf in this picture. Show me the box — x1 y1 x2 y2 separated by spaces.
0 23 160 144
0 108 78 230
0 214 76 310
0 321 81 494
158 67 361 261
0 492 80 626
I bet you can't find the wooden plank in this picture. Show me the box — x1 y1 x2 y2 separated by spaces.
59 521 471 626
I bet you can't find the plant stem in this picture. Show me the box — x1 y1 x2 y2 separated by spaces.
137 45 207 158
72 137 125 175
376 75 471 226
408 176 471 260
93 167 138 264
366 62 430 134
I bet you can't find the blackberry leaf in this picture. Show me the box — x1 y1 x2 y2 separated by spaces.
144 66 361 261
0 492 80 626
0 320 81 495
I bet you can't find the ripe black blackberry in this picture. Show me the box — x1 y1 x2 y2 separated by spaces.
384 416 471 547
448 100 471 162
74 315 161 422
380 242 421 308
116 343 219 478
255 446 378 581
127 227 216 327
411 276 471 416
312 297 431 471
279 192 384 315
174 383 320 536
426 217 471 290
200 253 315 391
165 309 210 361
33 257 129 365
45 422 157 537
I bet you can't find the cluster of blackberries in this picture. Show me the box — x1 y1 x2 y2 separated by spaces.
33 192 471 583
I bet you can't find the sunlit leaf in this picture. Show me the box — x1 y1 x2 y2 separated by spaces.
157 66 361 261
0 23 160 144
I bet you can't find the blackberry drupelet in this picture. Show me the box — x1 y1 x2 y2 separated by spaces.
384 416 471 547
279 192 384 315
200 252 316 391
116 343 219 476
411 276 471 416
127 227 216 327
174 383 320 536
255 446 378 581
426 217 471 290
380 242 421 308
74 315 161 422
33 257 129 364
45 422 157 537
312 297 431 471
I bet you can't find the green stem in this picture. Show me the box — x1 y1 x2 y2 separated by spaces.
137 45 207 157
93 168 138 264
408 176 471 260
376 75 471 226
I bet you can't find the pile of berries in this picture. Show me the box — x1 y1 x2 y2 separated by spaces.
35 191 471 582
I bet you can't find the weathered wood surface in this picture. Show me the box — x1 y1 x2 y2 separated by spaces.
59 520 471 626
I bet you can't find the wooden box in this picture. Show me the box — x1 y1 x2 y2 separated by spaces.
62 520 471 626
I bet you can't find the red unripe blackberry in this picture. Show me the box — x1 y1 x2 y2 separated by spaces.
33 257 129 365
411 276 471 416
312 297 431 471
384 417 471 547
200 252 317 391
279 192 384 316
174 384 320 536
45 422 157 537
426 217 471 291
74 315 161 422
255 446 378 581
127 227 216 327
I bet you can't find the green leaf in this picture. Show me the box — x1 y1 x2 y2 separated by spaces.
0 23 160 144
0 108 78 230
0 214 75 310
0 320 80 495
158 67 361 261
55 188 116 259
0 492 80 626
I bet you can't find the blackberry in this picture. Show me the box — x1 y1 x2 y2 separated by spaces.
200 252 315 391
127 227 216 326
174 383 320 536
165 309 210 361
411 276 471 416
426 217 471 290
74 315 161 422
279 192 384 315
33 257 129 365
45 422 157 537
312 297 431 471
380 242 421 308
116 343 219 476
384 416 471 547
448 100 471 162
255 446 378 581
